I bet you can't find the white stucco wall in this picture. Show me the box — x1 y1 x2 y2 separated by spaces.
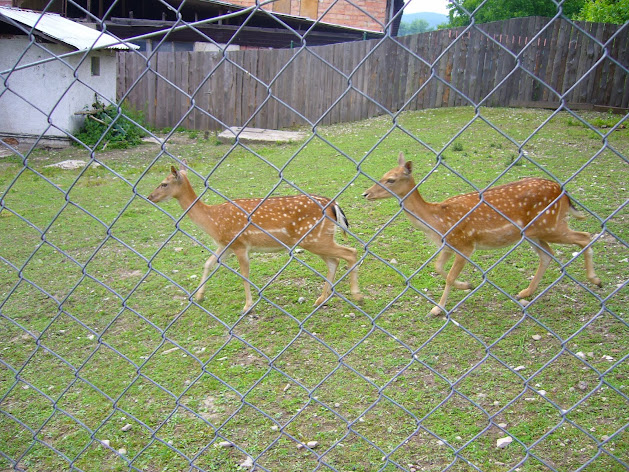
0 36 117 138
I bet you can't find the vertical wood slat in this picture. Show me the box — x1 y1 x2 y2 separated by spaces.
116 18 627 132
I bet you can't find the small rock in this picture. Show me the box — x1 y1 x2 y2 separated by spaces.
306 441 318 448
498 423 507 428
45 160 93 170
174 247 184 252
239 456 253 469
390 258 398 264
576 351 586 359
118 448 127 455
102 439 111 447
601 435 610 441
538 390 547 396
578 381 588 391
270 425 279 431
532 334 542 341
121 424 132 432
87 334 95 340
296 443 304 449
496 436 512 448
602 355 614 361
514 365 526 372
218 441 233 448
297 297 306 304
283 383 291 392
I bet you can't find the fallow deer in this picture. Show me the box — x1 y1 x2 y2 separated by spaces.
148 163 363 312
363 152 601 315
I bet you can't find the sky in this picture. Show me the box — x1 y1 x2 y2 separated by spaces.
404 0 450 15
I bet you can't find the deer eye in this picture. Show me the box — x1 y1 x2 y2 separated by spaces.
385 178 396 184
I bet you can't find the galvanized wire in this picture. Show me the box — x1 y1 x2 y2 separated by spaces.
1 1 628 471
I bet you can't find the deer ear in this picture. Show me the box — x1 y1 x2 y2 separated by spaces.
171 166 179 178
180 159 188 170
404 160 413 175
397 152 406 166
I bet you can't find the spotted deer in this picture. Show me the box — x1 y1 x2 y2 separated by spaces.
148 164 363 312
363 152 601 315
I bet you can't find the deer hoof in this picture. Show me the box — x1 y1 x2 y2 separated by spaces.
430 305 444 316
313 297 327 307
352 293 365 304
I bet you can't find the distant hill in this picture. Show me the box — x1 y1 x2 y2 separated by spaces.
401 11 449 30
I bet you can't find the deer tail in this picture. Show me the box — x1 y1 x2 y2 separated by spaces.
569 200 587 220
333 202 350 236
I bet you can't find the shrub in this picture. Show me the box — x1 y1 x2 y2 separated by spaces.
74 101 147 150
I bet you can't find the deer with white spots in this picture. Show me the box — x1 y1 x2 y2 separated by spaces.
362 152 601 316
148 163 363 312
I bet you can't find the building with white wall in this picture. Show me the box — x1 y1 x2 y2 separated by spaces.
0 7 136 144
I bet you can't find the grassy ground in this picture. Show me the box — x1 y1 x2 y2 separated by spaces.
0 107 627 472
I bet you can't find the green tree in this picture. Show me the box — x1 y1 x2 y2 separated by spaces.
399 18 433 35
576 0 629 23
446 0 586 26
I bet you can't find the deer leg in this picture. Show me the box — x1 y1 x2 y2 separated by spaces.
196 246 225 301
314 256 339 306
233 248 253 312
435 248 473 290
338 245 363 303
431 252 470 316
305 242 363 305
547 230 602 288
517 239 553 300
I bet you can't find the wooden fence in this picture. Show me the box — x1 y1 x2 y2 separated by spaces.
116 17 628 131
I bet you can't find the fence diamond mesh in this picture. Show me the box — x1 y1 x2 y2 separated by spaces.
1 0 628 471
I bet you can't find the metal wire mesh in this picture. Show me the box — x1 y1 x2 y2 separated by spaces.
1 1 628 471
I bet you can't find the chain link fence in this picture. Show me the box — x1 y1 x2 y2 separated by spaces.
1 1 628 471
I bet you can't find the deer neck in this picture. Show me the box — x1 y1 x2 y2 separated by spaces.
175 178 219 235
400 185 442 241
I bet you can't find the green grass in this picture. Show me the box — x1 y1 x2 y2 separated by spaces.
1 107 628 472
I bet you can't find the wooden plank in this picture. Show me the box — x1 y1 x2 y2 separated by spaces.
572 21 597 104
497 18 518 107
561 20 581 104
539 17 560 102
517 18 533 104
611 25 629 108
547 18 569 104
592 23 615 105
469 29 485 106
448 28 465 107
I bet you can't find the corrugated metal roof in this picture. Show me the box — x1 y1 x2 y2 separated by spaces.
0 7 138 50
